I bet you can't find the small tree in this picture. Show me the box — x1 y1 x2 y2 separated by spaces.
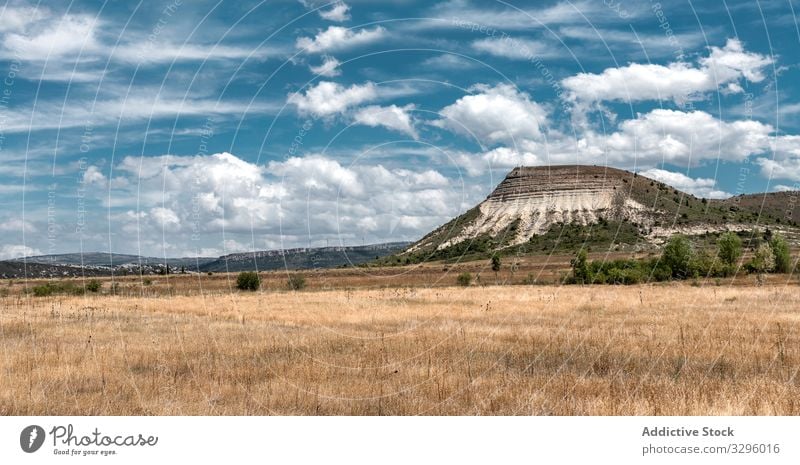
491 255 501 282
662 235 693 279
570 249 590 284
85 279 102 293
748 243 775 273
770 234 791 273
236 271 260 291
456 272 472 287
287 274 306 290
717 232 742 267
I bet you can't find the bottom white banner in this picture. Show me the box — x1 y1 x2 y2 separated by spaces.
0 417 796 464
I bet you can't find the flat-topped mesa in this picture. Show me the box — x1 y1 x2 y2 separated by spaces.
486 165 632 202
409 165 652 252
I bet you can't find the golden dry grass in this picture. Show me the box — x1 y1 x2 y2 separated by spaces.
0 283 798 415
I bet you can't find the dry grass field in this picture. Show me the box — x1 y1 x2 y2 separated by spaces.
1 280 798 415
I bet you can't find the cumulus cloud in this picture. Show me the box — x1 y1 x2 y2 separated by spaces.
309 56 341 77
353 104 418 139
0 245 42 260
562 39 771 105
639 169 731 199
434 84 547 145
80 152 465 252
773 184 799 192
296 26 385 53
450 108 800 175
593 109 773 166
288 81 377 117
82 166 107 186
150 207 181 231
319 2 351 21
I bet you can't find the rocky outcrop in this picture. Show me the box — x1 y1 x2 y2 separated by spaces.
412 165 654 251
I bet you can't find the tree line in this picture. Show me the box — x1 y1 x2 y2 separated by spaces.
568 231 793 285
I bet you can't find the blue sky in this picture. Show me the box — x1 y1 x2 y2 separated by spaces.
1 0 799 258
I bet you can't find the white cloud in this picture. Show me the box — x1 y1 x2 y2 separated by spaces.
0 6 46 34
0 219 37 233
319 2 351 21
420 54 479 69
78 152 465 251
150 207 181 231
1 12 100 59
450 109 798 174
562 39 772 105
557 26 705 59
700 38 772 83
309 56 341 77
296 26 385 53
435 84 547 145
0 244 42 260
757 157 800 182
593 109 773 166
1 90 278 134
471 37 556 60
423 0 640 31
113 43 281 65
353 104 418 139
82 166 107 186
639 169 731 199
288 81 377 117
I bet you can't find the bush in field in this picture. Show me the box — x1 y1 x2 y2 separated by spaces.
662 235 693 278
236 271 260 291
587 259 646 285
85 279 102 293
717 232 742 267
490 255 501 281
649 259 673 282
287 274 306 291
770 234 791 273
31 282 84 297
690 249 728 278
570 249 590 284
456 272 472 287
747 243 775 273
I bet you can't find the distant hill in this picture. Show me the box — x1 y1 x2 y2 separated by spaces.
199 242 411 272
382 165 800 264
11 253 217 269
0 242 411 278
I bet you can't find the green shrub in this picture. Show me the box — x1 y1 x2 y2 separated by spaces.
717 232 742 267
690 249 727 277
646 258 672 282
30 282 84 297
570 249 590 284
456 272 472 287
770 234 791 273
32 284 54 297
236 271 261 291
85 279 101 293
287 274 306 291
662 235 693 278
